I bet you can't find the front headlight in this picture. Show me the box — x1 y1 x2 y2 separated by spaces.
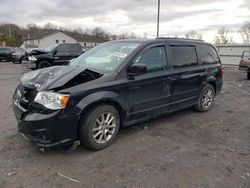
28 56 37 61
34 92 70 110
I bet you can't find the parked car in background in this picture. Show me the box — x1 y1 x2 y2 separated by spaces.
13 38 223 151
0 47 14 62
23 43 82 69
239 51 250 79
12 48 28 64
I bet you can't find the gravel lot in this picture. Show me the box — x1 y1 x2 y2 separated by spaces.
0 62 250 188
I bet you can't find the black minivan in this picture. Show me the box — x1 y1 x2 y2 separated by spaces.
13 38 223 150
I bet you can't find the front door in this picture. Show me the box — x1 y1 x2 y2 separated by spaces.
54 44 73 65
128 45 170 122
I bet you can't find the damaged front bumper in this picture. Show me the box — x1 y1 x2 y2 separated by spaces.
22 60 36 69
17 111 79 148
13 87 80 148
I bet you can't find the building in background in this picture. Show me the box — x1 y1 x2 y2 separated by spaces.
22 31 77 49
216 44 250 65
21 31 104 51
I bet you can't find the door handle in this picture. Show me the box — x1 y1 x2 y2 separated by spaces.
173 75 181 79
130 86 140 90
163 75 180 81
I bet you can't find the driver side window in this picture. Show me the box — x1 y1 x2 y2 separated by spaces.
134 46 167 73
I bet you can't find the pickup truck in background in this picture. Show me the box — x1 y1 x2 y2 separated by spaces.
239 51 250 80
23 43 83 69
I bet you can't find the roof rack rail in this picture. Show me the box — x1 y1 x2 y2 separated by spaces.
156 37 204 42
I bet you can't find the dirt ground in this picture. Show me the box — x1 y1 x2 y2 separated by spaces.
0 62 249 188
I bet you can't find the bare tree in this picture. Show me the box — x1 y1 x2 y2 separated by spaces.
119 33 130 39
0 23 21 36
240 22 250 44
91 27 107 40
43 22 58 31
214 27 230 44
185 30 202 40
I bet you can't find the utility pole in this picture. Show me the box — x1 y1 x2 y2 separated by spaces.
8 25 12 37
157 0 160 38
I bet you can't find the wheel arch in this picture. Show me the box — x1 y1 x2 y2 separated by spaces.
76 92 126 139
208 81 217 94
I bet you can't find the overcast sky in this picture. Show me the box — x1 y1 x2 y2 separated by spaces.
0 0 250 42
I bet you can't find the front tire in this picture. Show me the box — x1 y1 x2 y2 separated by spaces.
80 105 120 150
195 84 215 112
37 61 51 69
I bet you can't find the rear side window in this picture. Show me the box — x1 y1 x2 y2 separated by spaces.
199 44 220 64
69 44 82 52
134 46 167 73
170 46 198 68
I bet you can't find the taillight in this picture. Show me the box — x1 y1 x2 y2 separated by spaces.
221 65 224 76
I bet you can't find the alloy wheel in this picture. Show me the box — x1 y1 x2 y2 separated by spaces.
202 88 213 109
92 112 116 144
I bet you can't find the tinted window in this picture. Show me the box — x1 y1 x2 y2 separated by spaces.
135 46 167 73
0 48 12 51
199 44 219 64
57 44 69 52
69 44 81 52
170 46 197 68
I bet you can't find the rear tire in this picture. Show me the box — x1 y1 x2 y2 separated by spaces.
195 84 215 112
37 61 51 69
80 105 120 150
247 72 250 80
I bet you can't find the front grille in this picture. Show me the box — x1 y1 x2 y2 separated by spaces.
17 84 37 110
24 89 37 102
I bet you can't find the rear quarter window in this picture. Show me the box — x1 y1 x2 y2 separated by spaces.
170 45 198 68
198 44 220 64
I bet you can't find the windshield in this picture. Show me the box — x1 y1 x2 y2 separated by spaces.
70 42 141 73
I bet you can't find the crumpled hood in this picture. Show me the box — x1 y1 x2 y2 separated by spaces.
21 66 88 91
29 49 48 56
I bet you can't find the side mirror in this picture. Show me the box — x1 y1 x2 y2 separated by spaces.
53 49 57 55
127 64 147 76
